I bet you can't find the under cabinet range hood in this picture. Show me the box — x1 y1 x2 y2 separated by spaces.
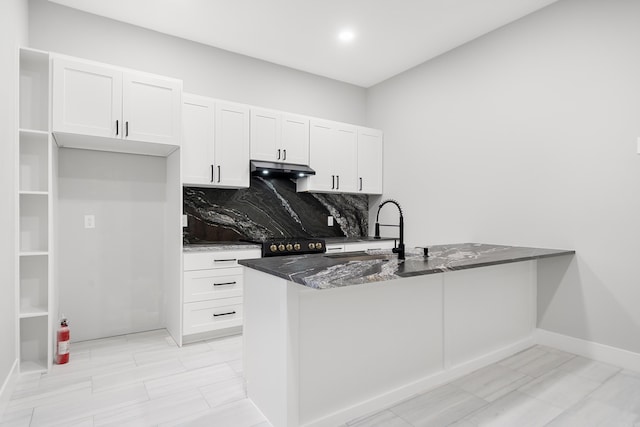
250 161 316 179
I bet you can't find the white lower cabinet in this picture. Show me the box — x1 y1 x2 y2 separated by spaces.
182 248 260 341
183 267 243 302
343 240 396 252
325 240 396 254
183 297 244 336
324 244 345 254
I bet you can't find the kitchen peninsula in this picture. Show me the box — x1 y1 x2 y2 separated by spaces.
240 243 574 427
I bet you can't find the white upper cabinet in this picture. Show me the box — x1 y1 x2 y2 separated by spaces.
53 58 122 139
215 102 250 188
250 108 279 162
250 108 309 165
280 113 309 165
297 120 362 194
182 96 250 188
357 128 383 194
335 125 358 193
299 120 334 192
122 72 181 145
52 56 182 156
182 94 215 186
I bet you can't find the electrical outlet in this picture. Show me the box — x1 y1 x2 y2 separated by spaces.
327 216 334 226
182 214 188 227
84 215 95 229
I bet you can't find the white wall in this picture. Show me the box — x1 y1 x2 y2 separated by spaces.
27 0 366 125
57 149 168 341
0 0 28 404
367 0 640 354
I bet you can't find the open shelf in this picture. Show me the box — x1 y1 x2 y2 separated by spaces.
19 251 49 257
19 49 49 132
17 47 53 375
19 128 49 136
20 316 49 373
19 130 49 192
20 191 48 196
20 361 48 374
19 309 49 319
20 194 49 253
20 255 49 318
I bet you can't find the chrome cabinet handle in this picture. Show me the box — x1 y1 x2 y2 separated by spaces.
210 165 214 183
213 258 237 262
116 120 119 136
331 175 335 189
277 149 281 160
213 311 236 317
336 175 340 190
359 177 363 191
283 149 287 160
213 281 236 286
217 165 221 183
125 121 129 137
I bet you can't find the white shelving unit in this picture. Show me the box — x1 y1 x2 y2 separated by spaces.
17 48 53 373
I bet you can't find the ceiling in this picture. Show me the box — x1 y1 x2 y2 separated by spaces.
49 0 559 88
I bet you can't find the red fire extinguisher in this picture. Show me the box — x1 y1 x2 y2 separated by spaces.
56 317 70 364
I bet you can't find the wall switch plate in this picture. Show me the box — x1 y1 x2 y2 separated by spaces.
327 216 334 226
84 215 95 229
182 214 188 227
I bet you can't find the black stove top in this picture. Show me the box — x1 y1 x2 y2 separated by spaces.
243 237 326 257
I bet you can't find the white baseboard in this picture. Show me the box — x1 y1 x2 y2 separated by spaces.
0 359 18 420
535 328 640 372
305 336 535 427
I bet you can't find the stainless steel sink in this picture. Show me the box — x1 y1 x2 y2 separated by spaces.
323 251 389 262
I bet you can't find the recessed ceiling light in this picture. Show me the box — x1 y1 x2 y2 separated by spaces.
338 30 355 42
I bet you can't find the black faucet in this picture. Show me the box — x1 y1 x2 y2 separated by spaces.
374 199 405 260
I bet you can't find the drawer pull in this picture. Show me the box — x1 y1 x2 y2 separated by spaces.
213 281 236 286
213 311 236 317
214 258 237 263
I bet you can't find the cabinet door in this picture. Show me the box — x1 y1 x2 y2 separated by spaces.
357 128 383 194
303 120 336 192
52 58 122 138
122 72 182 146
182 94 215 186
215 102 250 188
250 108 280 162
281 113 309 165
334 125 358 193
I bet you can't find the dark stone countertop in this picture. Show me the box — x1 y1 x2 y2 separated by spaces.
238 243 575 290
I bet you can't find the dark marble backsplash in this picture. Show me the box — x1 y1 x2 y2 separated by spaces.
183 177 369 243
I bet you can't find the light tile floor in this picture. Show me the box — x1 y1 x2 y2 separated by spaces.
1 330 639 426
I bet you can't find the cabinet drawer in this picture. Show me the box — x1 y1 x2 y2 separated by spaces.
183 297 243 335
325 245 345 253
344 241 396 252
183 249 261 271
184 268 243 302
